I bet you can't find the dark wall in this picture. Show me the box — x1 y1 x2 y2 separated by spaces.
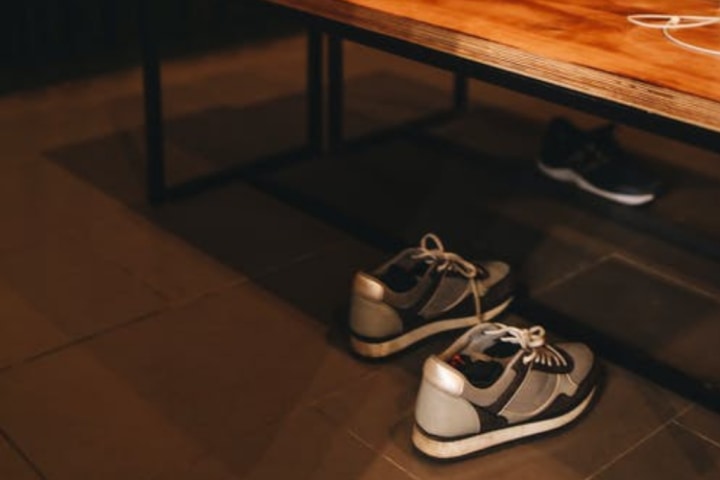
0 0 300 94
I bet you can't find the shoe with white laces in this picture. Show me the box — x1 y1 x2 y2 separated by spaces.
412 322 600 459
349 233 515 358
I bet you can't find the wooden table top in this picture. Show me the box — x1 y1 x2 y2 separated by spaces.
266 0 720 135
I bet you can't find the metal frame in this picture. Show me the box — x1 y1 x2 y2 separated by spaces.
138 0 165 204
139 4 720 411
325 32 470 152
138 4 325 203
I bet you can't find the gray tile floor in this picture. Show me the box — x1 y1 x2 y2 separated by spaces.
1 34 720 479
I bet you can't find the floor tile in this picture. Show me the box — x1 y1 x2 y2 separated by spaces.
47 128 212 206
454 218 606 295
71 126 149 201
0 278 67 370
145 408 417 480
675 405 720 447
145 182 348 278
82 211 242 303
47 91 307 207
315 361 688 480
0 349 216 480
235 408 417 480
161 94 306 170
0 162 126 253
492 193 649 257
254 236 387 328
0 232 164 339
647 168 720 239
150 455 240 480
537 256 720 382
0 435 39 480
624 237 720 301
0 279 381 479
268 138 457 240
592 422 720 480
74 282 377 463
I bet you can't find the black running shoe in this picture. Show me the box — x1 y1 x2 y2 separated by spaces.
537 118 663 206
349 233 515 358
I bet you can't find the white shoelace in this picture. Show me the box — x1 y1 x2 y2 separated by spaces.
412 233 485 320
488 323 567 367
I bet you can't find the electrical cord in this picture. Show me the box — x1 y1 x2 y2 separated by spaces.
627 13 720 56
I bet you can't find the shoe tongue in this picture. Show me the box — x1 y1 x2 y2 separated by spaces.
379 251 431 292
449 354 505 389
484 341 521 359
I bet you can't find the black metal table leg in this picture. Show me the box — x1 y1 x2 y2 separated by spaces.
307 27 324 155
328 34 344 152
139 0 166 204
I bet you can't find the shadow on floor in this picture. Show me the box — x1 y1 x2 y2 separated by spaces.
45 71 720 404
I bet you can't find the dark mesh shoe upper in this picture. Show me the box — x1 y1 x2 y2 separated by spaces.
540 118 663 196
369 234 514 331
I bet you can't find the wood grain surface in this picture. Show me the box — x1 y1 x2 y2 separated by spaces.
265 0 720 134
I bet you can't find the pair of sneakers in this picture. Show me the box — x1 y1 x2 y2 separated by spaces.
348 234 600 459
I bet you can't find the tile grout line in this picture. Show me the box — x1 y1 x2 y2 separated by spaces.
309 394 423 480
0 426 48 480
0 309 163 374
611 252 720 303
61 217 251 306
532 252 614 297
671 419 720 451
344 428 424 480
0 277 252 376
582 404 692 480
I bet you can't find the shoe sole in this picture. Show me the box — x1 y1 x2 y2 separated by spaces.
412 386 596 459
537 161 655 206
350 297 513 358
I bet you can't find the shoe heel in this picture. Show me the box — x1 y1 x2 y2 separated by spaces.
349 293 404 358
415 358 479 438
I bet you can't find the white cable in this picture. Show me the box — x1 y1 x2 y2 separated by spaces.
628 14 720 29
627 13 720 56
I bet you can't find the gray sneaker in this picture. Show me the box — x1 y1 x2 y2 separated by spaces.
349 234 515 358
412 322 600 458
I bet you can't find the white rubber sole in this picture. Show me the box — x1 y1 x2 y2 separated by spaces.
350 297 513 358
537 161 654 206
412 386 597 459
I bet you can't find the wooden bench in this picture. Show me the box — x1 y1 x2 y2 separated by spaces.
265 0 720 146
